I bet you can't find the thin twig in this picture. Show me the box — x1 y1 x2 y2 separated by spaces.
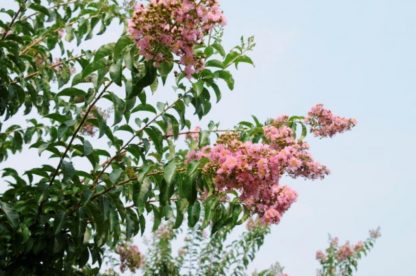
10 54 82 84
19 13 99 56
48 81 113 186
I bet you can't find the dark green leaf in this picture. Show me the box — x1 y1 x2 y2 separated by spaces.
109 59 123 86
62 161 75 179
0 201 19 228
114 36 133 60
57 88 87 97
188 201 201 227
83 140 93 156
53 211 66 235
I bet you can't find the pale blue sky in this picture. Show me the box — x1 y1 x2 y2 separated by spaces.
213 1 416 275
1 0 416 275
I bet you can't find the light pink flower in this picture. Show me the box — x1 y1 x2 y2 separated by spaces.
316 250 327 262
305 104 357 138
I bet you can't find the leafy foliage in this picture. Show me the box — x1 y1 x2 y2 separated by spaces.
110 219 287 276
0 0 260 274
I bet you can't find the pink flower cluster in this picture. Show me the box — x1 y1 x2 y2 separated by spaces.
316 238 365 263
128 0 226 77
116 243 142 273
187 105 356 224
188 133 304 224
305 104 357 138
263 123 329 180
260 185 298 224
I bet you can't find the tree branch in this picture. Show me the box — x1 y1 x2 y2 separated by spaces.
10 55 82 85
48 81 113 186
0 0 27 41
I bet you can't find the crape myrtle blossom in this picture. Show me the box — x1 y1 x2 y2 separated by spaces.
116 243 142 273
186 126 201 141
187 105 356 224
188 139 299 224
128 0 226 78
305 104 357 138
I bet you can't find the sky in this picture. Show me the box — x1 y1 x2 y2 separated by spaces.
2 0 416 275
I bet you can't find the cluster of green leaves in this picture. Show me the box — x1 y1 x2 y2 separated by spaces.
124 220 285 276
0 0 126 121
0 0 259 274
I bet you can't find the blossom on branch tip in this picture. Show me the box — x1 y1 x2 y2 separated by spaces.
128 0 226 78
187 104 355 224
305 104 357 138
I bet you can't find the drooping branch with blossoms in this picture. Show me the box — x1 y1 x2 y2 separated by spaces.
187 104 356 225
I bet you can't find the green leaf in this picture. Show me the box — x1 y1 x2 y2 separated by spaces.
156 102 166 112
208 81 221 103
94 43 114 62
83 140 93 156
163 160 177 185
202 197 219 228
159 61 173 79
224 51 239 67
301 123 308 139
199 131 210 147
188 201 201 227
109 168 123 184
0 201 19 228
173 199 187 229
45 113 70 123
131 103 157 114
29 3 50 16
235 55 254 67
114 35 133 60
213 42 226 57
152 206 162 231
135 177 151 214
144 127 163 154
130 62 157 99
82 59 107 78
104 92 125 125
57 88 86 97
204 46 214 57
53 211 66 235
217 70 235 90
109 59 123 86
192 81 204 96
173 205 184 229
62 161 75 179
206 59 224 69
